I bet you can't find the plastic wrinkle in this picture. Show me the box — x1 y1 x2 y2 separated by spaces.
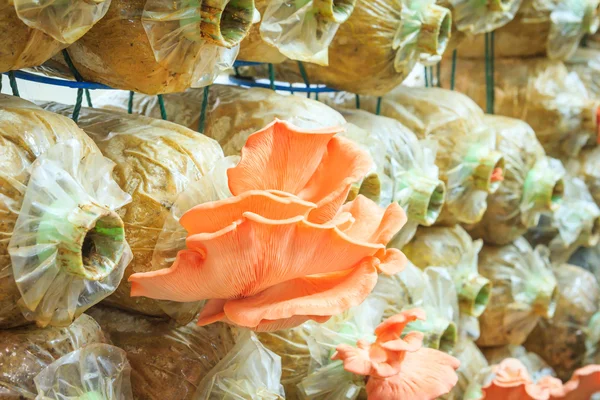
33 343 133 400
195 331 285 399
14 0 112 43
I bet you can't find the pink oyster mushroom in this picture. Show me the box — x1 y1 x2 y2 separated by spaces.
332 308 461 400
481 359 600 400
129 120 408 331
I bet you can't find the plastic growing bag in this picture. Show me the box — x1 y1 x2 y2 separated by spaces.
439 0 522 36
55 0 254 94
0 0 110 73
325 87 504 225
34 344 133 400
238 0 357 65
402 225 489 339
566 47 600 98
454 0 600 60
338 108 445 247
8 140 132 328
294 298 384 399
466 116 565 246
195 331 285 399
569 146 600 207
240 0 452 95
524 264 600 380
371 263 460 351
0 314 106 398
477 238 558 347
87 306 236 400
526 174 600 264
441 57 600 158
441 338 489 400
94 85 345 155
41 103 224 321
0 95 129 329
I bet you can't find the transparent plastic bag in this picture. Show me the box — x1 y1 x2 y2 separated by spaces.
324 87 504 225
54 0 253 94
0 314 106 398
240 0 452 95
526 174 600 264
440 57 600 158
467 115 565 246
454 0 600 59
440 0 522 35
257 325 313 399
13 0 111 43
441 338 489 400
239 0 357 65
0 96 129 329
401 225 489 339
477 238 558 347
87 306 237 400
371 264 460 351
0 0 110 73
523 264 600 380
569 146 600 207
567 47 600 98
34 343 133 400
94 85 345 154
8 140 132 328
41 103 224 321
339 108 445 247
295 298 385 399
196 331 285 399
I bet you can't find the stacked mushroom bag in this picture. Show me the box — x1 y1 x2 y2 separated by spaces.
566 47 600 98
476 238 558 347
0 0 110 72
337 108 446 247
240 0 453 94
0 95 131 329
438 0 523 51
372 263 461 352
401 225 490 340
526 174 600 264
0 314 133 399
454 0 600 59
87 307 284 399
440 56 600 158
237 0 357 64
568 146 600 207
53 0 255 93
441 339 489 400
41 103 224 322
523 264 600 381
326 86 505 226
466 115 565 246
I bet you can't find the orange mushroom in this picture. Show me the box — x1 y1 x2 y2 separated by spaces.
130 120 408 331
332 309 460 400
480 359 600 400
